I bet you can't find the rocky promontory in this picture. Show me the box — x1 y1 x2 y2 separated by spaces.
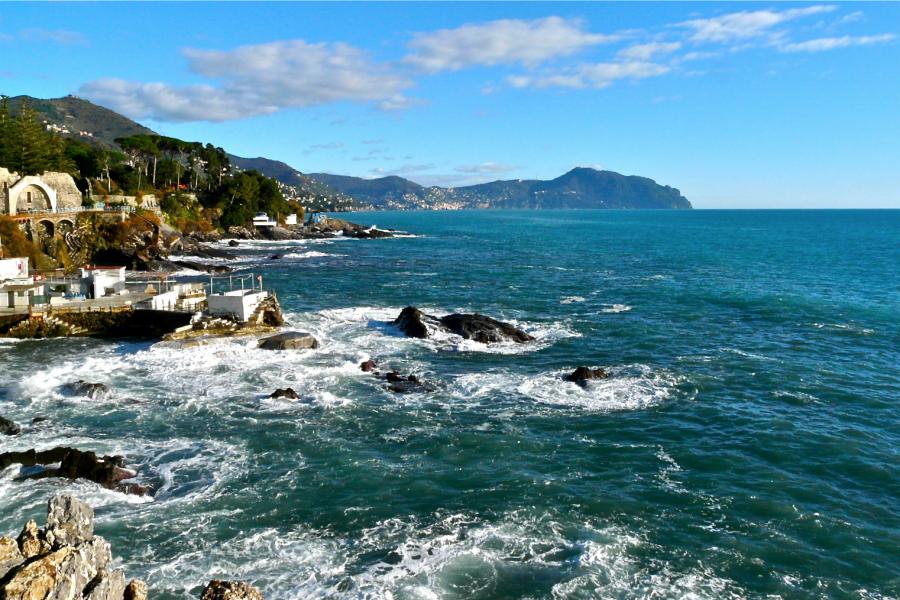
0 496 265 600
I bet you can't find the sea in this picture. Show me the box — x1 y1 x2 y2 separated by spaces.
1 209 898 599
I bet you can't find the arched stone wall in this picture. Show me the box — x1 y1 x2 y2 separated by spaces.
8 176 58 214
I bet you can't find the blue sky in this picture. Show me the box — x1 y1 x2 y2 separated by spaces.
1 2 898 208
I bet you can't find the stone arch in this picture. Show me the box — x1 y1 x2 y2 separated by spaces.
8 176 58 215
36 219 56 239
57 218 75 234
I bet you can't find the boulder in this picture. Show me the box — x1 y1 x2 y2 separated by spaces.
61 380 113 400
46 495 94 549
3 536 111 600
393 306 534 344
268 254 283 260
201 580 265 600
124 579 148 600
18 519 47 559
381 371 435 394
228 240 240 247
360 359 377 372
258 332 319 351
84 568 126 600
269 388 299 400
1 414 21 435
0 536 24 580
565 366 609 385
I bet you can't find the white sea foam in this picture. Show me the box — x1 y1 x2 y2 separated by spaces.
559 296 586 304
600 303 632 313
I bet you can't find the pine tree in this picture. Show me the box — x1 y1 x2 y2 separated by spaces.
0 97 19 170
16 102 51 175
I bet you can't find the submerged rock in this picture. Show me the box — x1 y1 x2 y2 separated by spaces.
565 366 609 385
269 388 299 400
258 332 319 350
61 380 112 400
393 306 534 344
268 254 283 260
201 580 264 600
360 359 377 372
0 415 21 435
0 447 144 494
227 240 241 247
382 371 436 394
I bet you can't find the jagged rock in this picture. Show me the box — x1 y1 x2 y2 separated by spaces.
0 536 24 580
46 495 94 549
393 306 534 344
382 371 435 394
3 536 111 600
360 359 377 372
17 519 47 559
258 332 319 350
269 388 299 400
0 448 142 494
227 226 258 240
1 414 21 435
201 580 264 600
565 366 609 384
61 380 112 400
124 579 148 600
84 568 126 600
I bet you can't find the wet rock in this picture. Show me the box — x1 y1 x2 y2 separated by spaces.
269 388 299 400
0 448 143 494
0 536 24 580
124 579 148 600
31 416 49 424
382 371 435 394
227 240 240 247
565 366 609 385
61 380 112 400
201 580 264 600
268 254 283 260
393 306 534 344
172 260 232 274
258 332 319 350
46 495 94 549
0 415 21 435
360 359 377 372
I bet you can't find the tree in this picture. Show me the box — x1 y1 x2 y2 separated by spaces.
15 101 51 175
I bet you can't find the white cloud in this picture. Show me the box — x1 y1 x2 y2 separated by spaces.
369 163 434 178
454 162 518 174
617 41 681 60
678 5 836 43
80 39 413 122
404 16 618 73
779 33 895 53
18 28 88 45
509 61 669 89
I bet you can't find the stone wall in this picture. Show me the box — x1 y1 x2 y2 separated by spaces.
93 194 159 210
0 167 83 213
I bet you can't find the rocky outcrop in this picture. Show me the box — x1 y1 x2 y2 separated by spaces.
201 580 264 600
565 366 609 385
383 371 436 394
269 388 299 400
393 306 534 344
258 332 318 350
360 359 377 372
0 495 146 600
0 415 21 436
0 448 146 495
61 381 112 400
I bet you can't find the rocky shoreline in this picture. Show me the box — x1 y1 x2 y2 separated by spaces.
0 495 263 600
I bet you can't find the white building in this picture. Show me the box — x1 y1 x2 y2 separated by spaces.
207 289 268 322
0 257 45 310
284 214 298 226
252 212 277 228
79 266 127 299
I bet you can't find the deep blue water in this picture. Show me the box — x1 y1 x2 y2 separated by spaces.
1 209 898 599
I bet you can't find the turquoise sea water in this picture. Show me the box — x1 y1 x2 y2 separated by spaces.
1 209 898 599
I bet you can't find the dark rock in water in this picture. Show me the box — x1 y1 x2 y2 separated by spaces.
228 239 241 247
0 447 145 494
32 416 48 424
192 245 236 260
384 371 404 383
392 306 534 344
393 306 434 339
346 228 393 239
360 359 377 372
269 254 283 260
202 580 264 600
439 313 534 344
0 415 21 436
172 260 232 274
62 380 112 400
269 388 299 400
565 366 609 384
381 371 434 393
258 332 319 350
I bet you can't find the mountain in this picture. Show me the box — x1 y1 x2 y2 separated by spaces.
6 95 156 149
310 168 692 210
